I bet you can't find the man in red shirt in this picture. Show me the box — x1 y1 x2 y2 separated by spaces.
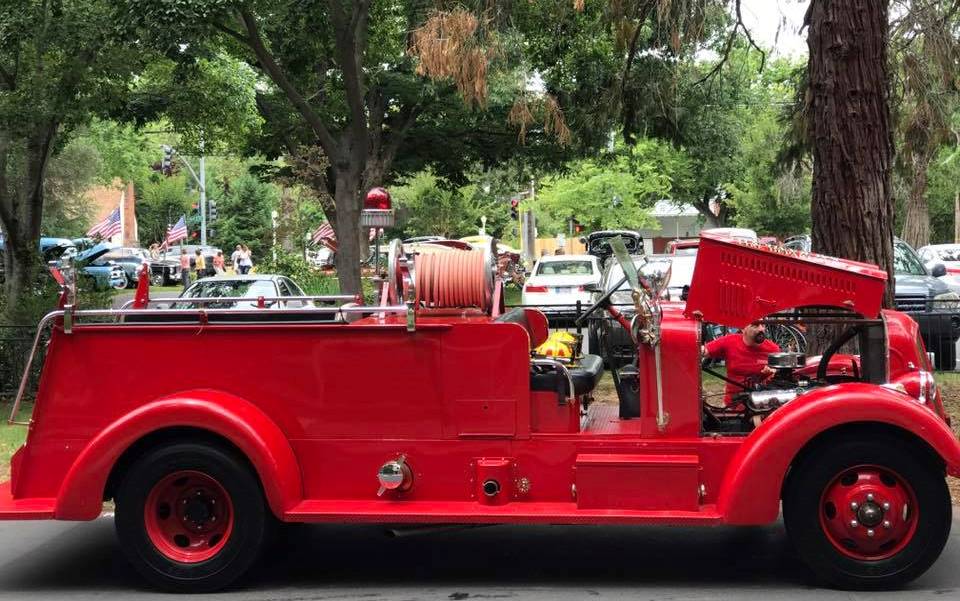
703 322 781 405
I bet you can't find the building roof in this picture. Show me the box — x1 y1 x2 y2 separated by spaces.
650 200 699 217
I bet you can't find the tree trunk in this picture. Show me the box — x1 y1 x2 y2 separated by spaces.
901 152 931 248
808 0 895 308
332 171 363 296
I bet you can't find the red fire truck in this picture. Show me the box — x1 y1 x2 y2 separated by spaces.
0 232 957 592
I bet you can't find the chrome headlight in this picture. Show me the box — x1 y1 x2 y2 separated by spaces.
934 291 960 309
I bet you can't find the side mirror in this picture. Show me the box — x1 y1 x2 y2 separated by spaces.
932 263 947 278
579 236 586 244
680 284 690 302
582 282 600 293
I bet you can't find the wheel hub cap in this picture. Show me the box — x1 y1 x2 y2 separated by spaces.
144 470 234 563
819 465 918 561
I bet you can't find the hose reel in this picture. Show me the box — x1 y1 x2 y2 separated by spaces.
385 238 496 314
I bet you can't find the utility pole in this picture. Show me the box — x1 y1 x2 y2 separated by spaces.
164 144 208 246
199 141 207 246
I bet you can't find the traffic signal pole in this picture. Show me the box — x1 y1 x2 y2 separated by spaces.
166 144 208 246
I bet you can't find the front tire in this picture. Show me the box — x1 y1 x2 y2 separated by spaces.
114 442 267 593
783 436 951 589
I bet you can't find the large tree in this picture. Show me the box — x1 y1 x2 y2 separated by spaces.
0 1 140 310
808 0 896 304
126 1 562 295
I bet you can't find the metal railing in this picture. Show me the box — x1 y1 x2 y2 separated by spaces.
0 325 40 400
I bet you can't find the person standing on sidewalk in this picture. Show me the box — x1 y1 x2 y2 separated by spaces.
194 249 206 280
213 250 225 275
230 244 242 274
240 245 254 274
179 248 191 289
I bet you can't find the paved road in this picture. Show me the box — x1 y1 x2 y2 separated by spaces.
0 515 958 600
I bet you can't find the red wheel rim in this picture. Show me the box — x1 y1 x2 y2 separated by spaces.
144 470 234 563
818 465 919 561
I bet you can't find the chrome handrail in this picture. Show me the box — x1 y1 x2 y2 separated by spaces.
119 294 357 310
530 358 576 405
8 303 410 425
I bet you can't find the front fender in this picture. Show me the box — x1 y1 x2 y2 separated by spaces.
717 383 960 525
55 390 303 520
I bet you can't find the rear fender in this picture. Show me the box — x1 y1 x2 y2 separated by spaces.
55 390 302 520
717 383 960 525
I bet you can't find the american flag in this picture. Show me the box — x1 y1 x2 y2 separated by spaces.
87 207 121 240
163 215 188 248
310 222 380 248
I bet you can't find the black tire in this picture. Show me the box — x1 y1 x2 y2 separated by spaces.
114 442 267 593
150 272 164 287
783 436 951 590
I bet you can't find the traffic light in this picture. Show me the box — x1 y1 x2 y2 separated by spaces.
572 218 584 234
510 198 519 220
208 198 218 222
161 145 174 176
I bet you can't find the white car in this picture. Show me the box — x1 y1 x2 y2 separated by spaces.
917 244 960 293
522 254 601 317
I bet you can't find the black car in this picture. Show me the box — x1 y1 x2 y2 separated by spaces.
101 248 181 287
784 235 960 370
581 230 643 270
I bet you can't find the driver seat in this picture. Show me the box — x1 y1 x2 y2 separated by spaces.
493 308 604 397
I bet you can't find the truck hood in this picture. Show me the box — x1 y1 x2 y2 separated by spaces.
684 232 887 328
76 242 117 263
894 274 948 297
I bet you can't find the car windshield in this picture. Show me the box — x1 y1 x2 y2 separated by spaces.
537 260 594 276
673 247 697 256
605 259 646 291
927 246 960 262
894 243 927 276
175 280 276 308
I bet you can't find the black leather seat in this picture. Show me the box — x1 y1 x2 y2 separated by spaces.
530 353 604 396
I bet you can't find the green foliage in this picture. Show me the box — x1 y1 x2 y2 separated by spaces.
923 145 960 244
80 119 157 185
257 252 340 296
136 176 192 246
213 175 276 260
41 139 102 238
534 139 686 234
391 171 498 240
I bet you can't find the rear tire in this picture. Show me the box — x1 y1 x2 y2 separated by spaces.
783 436 951 589
114 442 267 593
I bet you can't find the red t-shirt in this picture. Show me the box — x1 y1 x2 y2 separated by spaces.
705 333 780 405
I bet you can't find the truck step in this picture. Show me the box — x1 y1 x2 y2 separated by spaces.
0 482 56 520
283 499 721 525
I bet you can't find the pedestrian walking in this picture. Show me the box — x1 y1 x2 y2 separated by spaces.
194 249 206 279
213 250 225 275
179 248 191 289
240 244 253 274
230 244 242 274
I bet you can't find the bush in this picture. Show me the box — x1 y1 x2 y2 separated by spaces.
257 252 341 296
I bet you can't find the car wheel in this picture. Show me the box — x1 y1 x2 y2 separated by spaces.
114 442 268 593
150 272 164 287
783 436 951 589
113 273 129 290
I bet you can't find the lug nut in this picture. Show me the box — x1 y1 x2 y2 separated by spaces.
850 501 859 510
867 529 875 537
850 520 859 528
866 493 874 502
883 520 891 529
882 502 890 511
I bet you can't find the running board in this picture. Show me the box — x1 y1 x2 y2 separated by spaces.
283 500 722 525
0 482 55 520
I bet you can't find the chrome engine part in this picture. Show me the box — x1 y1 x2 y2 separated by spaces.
747 388 805 412
767 352 806 370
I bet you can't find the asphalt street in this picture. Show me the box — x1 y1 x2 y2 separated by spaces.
0 514 958 600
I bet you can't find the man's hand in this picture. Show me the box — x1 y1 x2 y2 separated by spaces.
760 365 776 382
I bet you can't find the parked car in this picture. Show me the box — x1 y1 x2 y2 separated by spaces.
522 255 601 321
665 238 699 255
917 243 960 293
173 275 310 309
784 234 960 369
159 244 222 277
101 248 181 287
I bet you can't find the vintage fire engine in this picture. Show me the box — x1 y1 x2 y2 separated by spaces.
0 232 958 592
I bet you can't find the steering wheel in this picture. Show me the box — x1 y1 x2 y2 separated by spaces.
574 274 629 327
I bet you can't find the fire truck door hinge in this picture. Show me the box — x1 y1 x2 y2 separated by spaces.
63 305 74 334
406 303 416 332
